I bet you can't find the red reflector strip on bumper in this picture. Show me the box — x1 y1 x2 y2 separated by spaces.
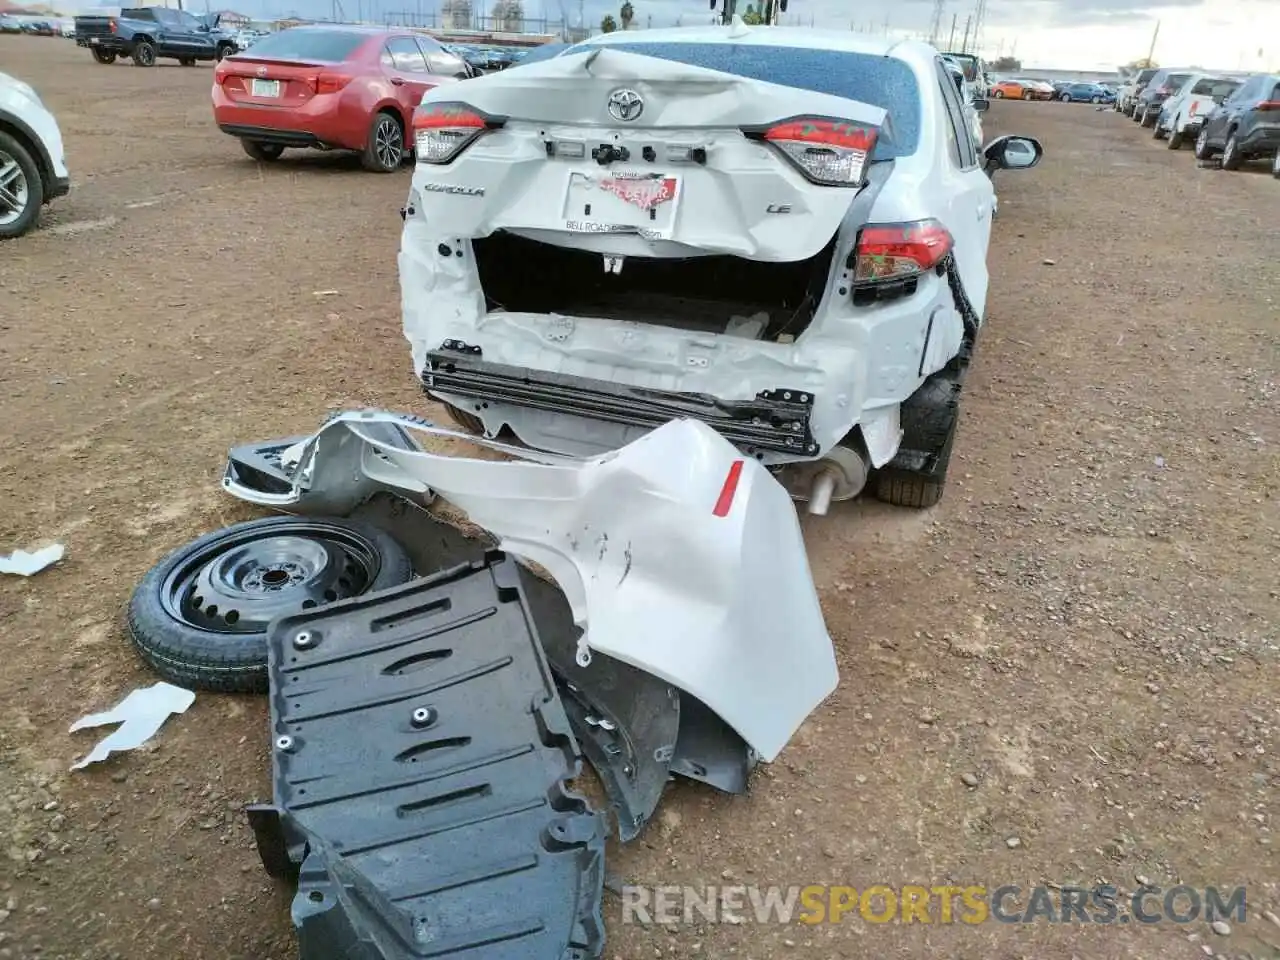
713 460 745 517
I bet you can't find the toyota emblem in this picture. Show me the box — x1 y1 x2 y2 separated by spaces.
607 88 644 122
256 66 267 77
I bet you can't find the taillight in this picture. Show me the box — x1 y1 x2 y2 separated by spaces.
107 18 116 32
213 62 229 84
1257 100 1280 111
315 72 352 95
742 115 877 186
412 102 504 164
851 220 953 285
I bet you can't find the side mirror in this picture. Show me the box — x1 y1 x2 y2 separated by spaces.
972 97 990 113
983 134 1043 172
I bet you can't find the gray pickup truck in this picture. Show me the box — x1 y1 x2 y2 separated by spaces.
74 7 237 67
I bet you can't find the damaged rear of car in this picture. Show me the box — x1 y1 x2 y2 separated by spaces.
400 27 1023 511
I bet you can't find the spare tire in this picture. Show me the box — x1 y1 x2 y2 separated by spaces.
127 516 413 693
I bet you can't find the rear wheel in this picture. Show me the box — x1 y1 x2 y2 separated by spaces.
0 131 42 241
1061 93 1072 102
91 48 116 64
992 89 1004 99
873 373 962 510
361 110 405 173
215 43 233 61
1152 119 1167 139
132 38 156 66
1091 96 1101 104
1168 126 1184 149
1222 131 1242 170
241 139 284 162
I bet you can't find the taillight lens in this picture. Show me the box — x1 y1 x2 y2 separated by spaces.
852 220 953 283
315 72 352 95
412 102 503 164
742 115 877 186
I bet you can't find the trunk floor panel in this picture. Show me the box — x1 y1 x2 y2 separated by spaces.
262 553 607 960
472 230 833 339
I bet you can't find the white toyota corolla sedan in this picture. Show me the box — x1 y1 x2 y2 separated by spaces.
400 23 1043 512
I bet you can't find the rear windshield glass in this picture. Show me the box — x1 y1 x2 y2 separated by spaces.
1136 69 1157 84
1192 77 1239 96
232 28 366 62
583 42 921 160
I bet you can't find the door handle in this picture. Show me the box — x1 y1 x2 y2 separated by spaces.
390 76 405 86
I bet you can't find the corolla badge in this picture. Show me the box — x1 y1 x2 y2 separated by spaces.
607 88 644 122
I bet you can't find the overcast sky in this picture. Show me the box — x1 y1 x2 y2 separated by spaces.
207 0 1278 70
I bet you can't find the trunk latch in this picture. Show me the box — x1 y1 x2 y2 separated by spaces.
591 144 630 165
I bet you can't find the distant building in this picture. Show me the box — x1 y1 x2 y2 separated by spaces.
215 9 251 27
440 0 471 31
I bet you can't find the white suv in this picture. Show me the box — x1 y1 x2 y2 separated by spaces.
1154 73 1244 150
400 26 1043 511
0 71 70 239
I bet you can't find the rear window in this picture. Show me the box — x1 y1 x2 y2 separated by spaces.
233 28 366 62
1192 77 1239 97
1167 73 1190 90
1136 69 1157 84
584 42 921 160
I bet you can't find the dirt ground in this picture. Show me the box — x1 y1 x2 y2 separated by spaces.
1 35 1277 960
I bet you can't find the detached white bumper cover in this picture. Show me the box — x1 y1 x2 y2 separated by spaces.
221 412 837 762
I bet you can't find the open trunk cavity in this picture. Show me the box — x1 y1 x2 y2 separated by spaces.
473 231 838 341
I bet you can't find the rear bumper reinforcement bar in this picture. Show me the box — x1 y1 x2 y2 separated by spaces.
425 341 819 457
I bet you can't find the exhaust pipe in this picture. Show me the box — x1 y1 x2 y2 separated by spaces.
776 445 871 516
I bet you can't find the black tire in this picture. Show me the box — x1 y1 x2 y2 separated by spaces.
179 57 196 66
241 139 284 162
442 402 485 434
91 47 116 64
215 43 233 61
132 38 156 66
1060 93 1071 102
1152 120 1167 140
126 516 414 693
361 110 405 172
1272 150 1280 179
1221 131 1242 170
1168 127 1184 150
1194 126 1214 160
991 89 1004 99
873 373 961 510
0 131 44 241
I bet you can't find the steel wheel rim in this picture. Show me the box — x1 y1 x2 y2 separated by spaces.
375 117 402 169
0 150 30 227
159 523 383 634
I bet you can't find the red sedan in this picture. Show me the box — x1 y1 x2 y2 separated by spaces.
212 25 471 172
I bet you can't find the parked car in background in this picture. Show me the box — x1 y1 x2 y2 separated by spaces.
0 14 21 34
1021 79 1056 100
1118 67 1158 115
212 25 470 171
1133 68 1190 126
990 77 1030 99
1194 72 1280 171
403 28 1044 511
0 70 71 239
1154 73 1241 148
1058 82 1115 104
940 51 988 96
74 7 238 65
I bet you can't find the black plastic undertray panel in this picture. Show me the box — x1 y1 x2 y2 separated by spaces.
261 552 606 960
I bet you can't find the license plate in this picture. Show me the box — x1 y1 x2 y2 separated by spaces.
251 78 281 98
561 171 682 240
89 36 99 43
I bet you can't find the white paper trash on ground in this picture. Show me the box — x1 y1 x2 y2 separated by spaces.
69 682 196 771
0 544 65 576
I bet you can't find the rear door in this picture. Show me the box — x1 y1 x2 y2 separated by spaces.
932 57 993 317
381 36 434 114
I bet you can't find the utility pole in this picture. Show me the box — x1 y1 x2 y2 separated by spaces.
927 0 944 46
947 13 956 50
882 13 889 34
971 0 987 58
1145 19 1160 65
960 14 971 53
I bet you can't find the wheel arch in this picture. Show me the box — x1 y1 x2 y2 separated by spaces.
0 109 53 194
368 100 408 146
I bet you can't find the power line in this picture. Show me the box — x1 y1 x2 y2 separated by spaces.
927 0 944 47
